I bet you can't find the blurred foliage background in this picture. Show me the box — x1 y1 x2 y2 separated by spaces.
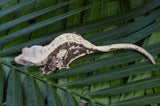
0 0 160 105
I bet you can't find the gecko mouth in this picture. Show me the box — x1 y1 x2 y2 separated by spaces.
15 54 27 65
15 54 39 66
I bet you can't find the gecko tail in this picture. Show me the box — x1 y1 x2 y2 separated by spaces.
96 43 156 65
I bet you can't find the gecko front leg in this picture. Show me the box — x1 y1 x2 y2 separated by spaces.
40 56 57 75
40 49 69 75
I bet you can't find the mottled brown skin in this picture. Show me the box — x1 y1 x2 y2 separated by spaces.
40 42 97 75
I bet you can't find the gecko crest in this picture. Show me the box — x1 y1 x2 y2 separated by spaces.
15 33 156 75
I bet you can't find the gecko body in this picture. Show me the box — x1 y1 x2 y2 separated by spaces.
15 33 156 75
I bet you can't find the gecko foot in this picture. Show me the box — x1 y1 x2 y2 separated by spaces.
39 67 55 76
40 71 47 76
73 31 81 36
56 69 60 73
39 67 44 71
40 71 52 76
49 38 53 43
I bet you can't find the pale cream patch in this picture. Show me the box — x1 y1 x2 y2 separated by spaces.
73 50 79 54
57 61 64 69
56 49 67 59
69 45 76 50
76 45 81 49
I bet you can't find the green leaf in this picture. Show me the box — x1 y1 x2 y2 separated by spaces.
0 0 109 46
0 0 10 6
46 84 62 106
109 21 160 44
89 8 160 45
64 59 160 88
0 0 76 33
88 75 160 97
1 0 160 106
64 91 79 106
89 101 96 106
6 68 23 106
0 59 106 105
111 93 160 106
0 65 4 106
22 75 45 106
0 0 34 19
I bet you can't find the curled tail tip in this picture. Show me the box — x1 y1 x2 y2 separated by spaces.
149 56 156 65
152 59 156 65
148 54 156 65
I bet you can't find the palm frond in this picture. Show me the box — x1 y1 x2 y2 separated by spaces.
0 0 160 105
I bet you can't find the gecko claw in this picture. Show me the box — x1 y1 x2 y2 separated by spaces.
73 31 81 36
39 67 44 71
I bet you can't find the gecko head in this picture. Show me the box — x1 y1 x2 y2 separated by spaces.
15 45 47 66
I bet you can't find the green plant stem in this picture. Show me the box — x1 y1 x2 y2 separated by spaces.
0 59 106 106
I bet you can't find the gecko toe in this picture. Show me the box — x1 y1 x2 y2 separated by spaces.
40 72 45 76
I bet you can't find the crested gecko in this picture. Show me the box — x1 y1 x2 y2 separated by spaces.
15 33 156 75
